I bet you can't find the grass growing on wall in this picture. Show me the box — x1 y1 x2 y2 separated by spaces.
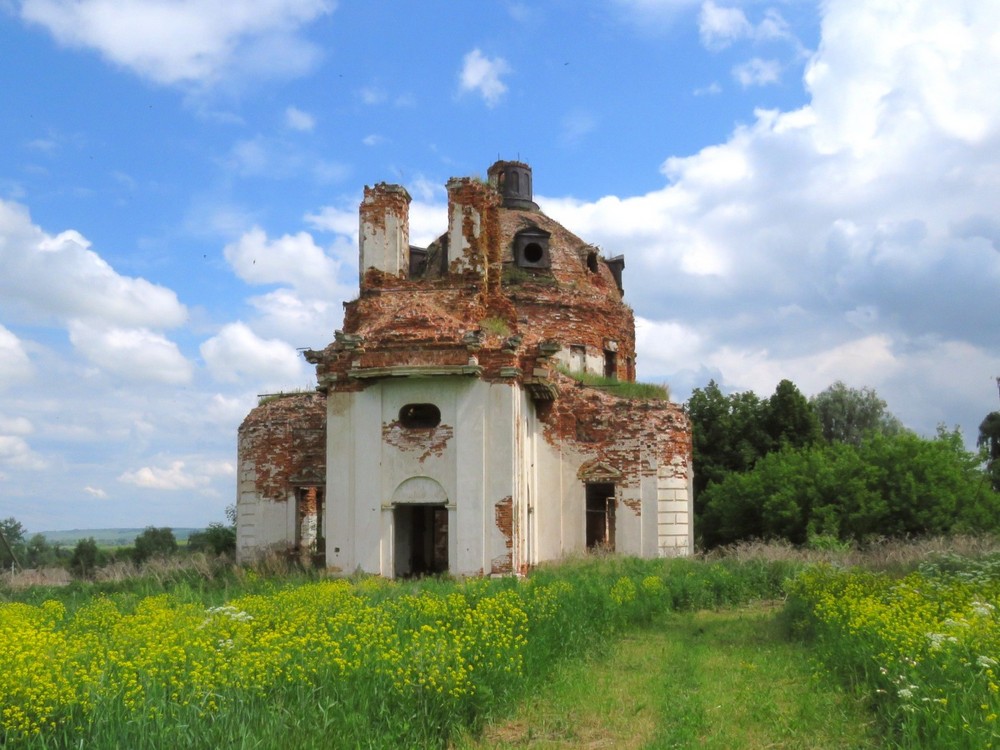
557 365 670 400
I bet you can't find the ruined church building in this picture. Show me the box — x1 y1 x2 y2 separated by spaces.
237 160 693 577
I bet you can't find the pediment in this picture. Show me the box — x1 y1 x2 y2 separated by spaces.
578 460 623 482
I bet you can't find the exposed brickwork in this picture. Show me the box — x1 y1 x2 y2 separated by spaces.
381 421 454 463
492 495 514 574
238 392 327 501
540 372 692 492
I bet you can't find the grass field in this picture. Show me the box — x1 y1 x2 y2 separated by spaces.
3 542 1000 748
459 605 877 749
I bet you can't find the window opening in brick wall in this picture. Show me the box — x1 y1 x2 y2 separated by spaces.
604 349 618 379
570 344 586 373
399 403 441 428
585 483 616 551
295 487 325 566
587 250 599 273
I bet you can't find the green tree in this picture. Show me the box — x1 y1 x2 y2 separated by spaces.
764 379 822 450
70 537 101 578
0 517 26 569
685 380 771 516
188 522 236 556
810 381 904 445
978 411 1000 491
24 533 59 568
132 526 177 564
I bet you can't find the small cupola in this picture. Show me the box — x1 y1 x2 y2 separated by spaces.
488 160 539 210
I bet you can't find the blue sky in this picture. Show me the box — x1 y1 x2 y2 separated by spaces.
1 0 998 532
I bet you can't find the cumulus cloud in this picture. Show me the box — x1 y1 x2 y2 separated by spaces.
224 227 343 298
200 321 306 384
544 0 1000 440
19 0 333 87
0 199 187 329
83 486 108 499
458 49 510 107
68 320 194 384
118 458 234 491
284 105 315 131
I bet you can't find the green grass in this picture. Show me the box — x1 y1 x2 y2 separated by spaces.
556 365 670 400
458 605 878 749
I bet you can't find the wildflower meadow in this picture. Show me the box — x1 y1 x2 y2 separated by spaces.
787 556 1000 749
4 548 1000 748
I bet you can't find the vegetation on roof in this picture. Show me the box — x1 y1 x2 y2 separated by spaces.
257 389 312 406
557 366 670 401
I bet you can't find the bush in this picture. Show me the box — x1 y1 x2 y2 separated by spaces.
188 523 236 556
701 429 1000 547
132 527 177 564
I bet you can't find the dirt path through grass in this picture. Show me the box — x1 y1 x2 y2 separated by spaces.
456 604 878 750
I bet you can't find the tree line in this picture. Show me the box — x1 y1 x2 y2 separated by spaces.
687 379 1000 548
0 519 235 578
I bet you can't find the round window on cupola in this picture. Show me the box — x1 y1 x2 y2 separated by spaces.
514 229 551 269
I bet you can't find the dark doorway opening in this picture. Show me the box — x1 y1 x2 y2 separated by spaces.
586 483 616 550
394 504 449 577
604 349 617 379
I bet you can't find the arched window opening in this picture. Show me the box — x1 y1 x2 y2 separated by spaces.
399 403 441 428
587 251 599 273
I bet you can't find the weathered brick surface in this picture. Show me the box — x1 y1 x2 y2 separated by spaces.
381 421 454 463
238 392 327 501
492 495 514 574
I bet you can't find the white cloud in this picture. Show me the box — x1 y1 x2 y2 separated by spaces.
0 435 47 470
224 227 342 297
0 415 33 435
0 199 187 329
19 0 334 87
544 0 1000 443
698 1 751 50
362 134 385 147
118 458 234 491
284 105 315 131
68 321 194 384
200 321 306 384
83 485 108 499
0 325 33 385
458 49 511 108
732 57 781 87
304 205 357 236
699 2 794 50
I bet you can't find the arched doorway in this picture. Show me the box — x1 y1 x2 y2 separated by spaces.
391 477 449 577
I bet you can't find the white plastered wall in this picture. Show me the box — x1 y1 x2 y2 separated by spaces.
324 377 519 577
235 451 301 563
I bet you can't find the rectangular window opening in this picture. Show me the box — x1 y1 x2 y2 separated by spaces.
585 483 616 551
